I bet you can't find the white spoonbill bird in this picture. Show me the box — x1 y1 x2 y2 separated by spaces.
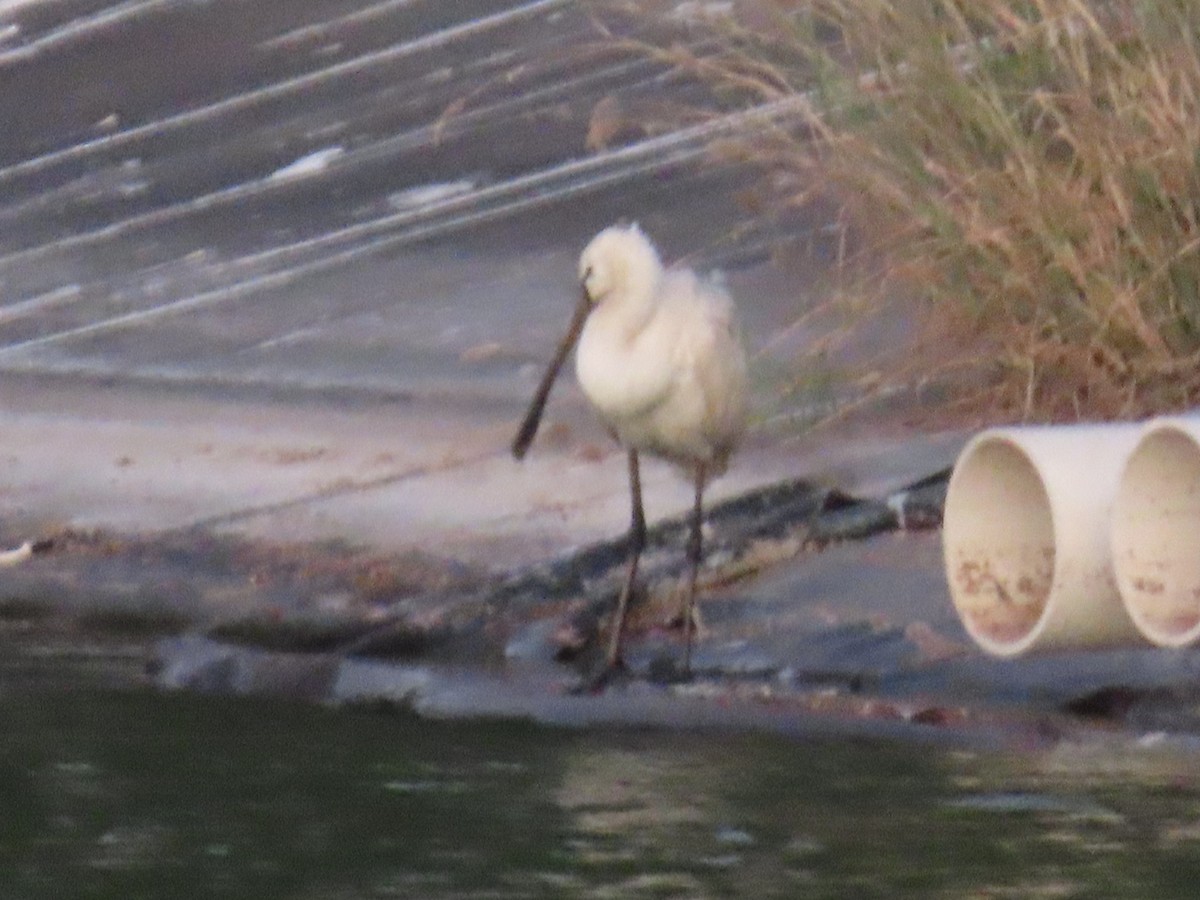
512 223 749 678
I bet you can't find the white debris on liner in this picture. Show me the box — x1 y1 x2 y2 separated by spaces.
114 157 148 196
886 491 909 530
0 541 35 567
1137 732 1169 748
387 179 477 210
268 146 345 181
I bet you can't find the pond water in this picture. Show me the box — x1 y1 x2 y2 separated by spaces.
3 684 1200 898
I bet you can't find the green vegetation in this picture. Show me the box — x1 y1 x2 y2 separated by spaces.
623 0 1200 421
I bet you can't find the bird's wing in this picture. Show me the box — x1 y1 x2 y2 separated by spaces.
664 274 749 446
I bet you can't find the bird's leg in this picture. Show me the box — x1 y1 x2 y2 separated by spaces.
682 464 707 677
606 449 645 669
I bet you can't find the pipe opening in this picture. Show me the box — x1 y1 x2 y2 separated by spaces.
944 437 1055 655
1112 425 1200 647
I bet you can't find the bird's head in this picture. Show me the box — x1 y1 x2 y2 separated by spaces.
512 223 663 460
579 222 662 306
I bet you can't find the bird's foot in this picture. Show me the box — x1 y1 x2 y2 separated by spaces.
647 654 694 685
569 656 628 695
664 602 706 639
551 606 604 662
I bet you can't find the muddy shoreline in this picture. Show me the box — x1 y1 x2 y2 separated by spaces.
4 462 1200 755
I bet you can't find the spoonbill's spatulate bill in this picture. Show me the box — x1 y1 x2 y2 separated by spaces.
513 224 749 680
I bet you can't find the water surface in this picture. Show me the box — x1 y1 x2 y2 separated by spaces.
4 685 1200 898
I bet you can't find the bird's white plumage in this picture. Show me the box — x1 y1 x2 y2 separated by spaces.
510 222 750 678
574 224 748 475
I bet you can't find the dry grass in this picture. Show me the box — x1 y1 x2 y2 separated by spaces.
607 0 1200 422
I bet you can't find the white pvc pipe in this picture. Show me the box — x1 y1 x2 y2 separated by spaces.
942 425 1146 656
1111 416 1200 647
